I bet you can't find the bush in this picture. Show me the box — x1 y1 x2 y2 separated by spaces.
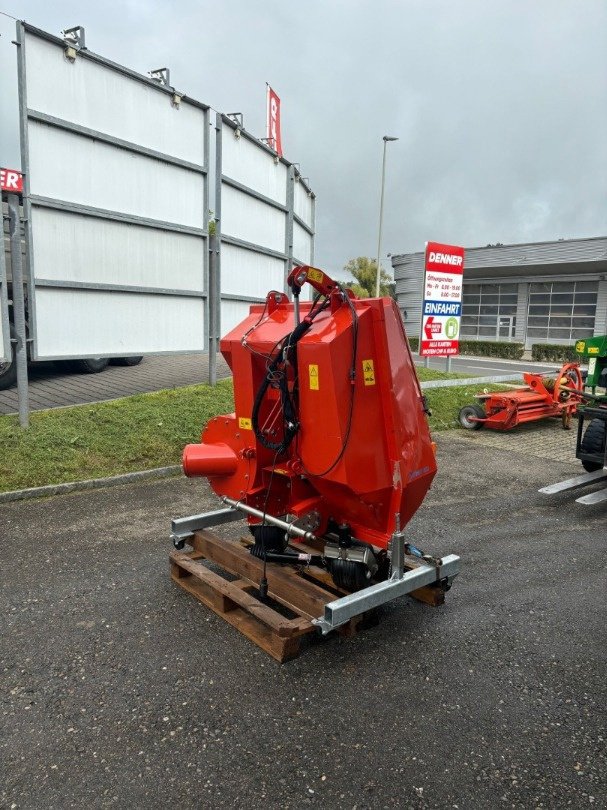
407 336 419 352
458 340 525 359
531 343 580 363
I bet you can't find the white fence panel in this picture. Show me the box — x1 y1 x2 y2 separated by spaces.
35 288 205 357
28 123 204 227
18 23 210 360
294 179 313 227
220 243 285 298
31 209 205 291
220 299 255 338
293 221 313 265
25 33 205 165
221 124 287 204
221 184 285 253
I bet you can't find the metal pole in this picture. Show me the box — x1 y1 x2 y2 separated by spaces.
375 135 398 297
208 232 218 386
7 194 29 427
446 356 452 372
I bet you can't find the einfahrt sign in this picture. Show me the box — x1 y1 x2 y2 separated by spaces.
420 241 465 357
0 167 23 193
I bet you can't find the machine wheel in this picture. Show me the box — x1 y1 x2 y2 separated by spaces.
330 559 369 591
249 524 288 553
458 404 485 430
580 419 607 472
56 358 110 374
0 327 17 390
111 356 144 366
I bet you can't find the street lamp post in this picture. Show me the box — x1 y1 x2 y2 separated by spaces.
375 135 398 297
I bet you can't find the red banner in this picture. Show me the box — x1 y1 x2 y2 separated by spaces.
0 167 23 193
266 85 282 156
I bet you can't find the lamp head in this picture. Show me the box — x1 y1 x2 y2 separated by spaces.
383 135 399 142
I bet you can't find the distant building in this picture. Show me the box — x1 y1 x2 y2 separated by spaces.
392 236 607 348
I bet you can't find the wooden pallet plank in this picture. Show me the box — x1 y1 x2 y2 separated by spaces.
191 531 333 620
171 551 307 637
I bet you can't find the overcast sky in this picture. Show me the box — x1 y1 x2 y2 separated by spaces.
1 0 606 278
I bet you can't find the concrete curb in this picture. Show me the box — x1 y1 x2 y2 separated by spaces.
0 465 182 504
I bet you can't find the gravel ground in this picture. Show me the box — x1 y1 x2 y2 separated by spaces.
1 432 605 809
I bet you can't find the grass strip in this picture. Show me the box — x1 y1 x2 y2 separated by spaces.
0 380 234 492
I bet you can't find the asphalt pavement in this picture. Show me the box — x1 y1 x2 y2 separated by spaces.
413 354 562 377
1 431 605 808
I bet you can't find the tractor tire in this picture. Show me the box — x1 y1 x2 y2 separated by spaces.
111 356 144 367
56 358 110 374
0 327 17 390
580 418 607 472
458 404 485 430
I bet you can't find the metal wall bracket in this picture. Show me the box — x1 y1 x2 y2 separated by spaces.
149 67 171 88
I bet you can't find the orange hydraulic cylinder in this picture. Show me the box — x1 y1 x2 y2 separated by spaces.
182 442 238 478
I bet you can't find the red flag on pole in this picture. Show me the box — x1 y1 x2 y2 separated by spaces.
266 85 283 156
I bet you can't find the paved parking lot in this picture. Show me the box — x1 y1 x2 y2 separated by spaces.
1 432 605 808
0 354 231 415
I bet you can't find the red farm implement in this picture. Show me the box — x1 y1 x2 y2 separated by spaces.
458 362 583 432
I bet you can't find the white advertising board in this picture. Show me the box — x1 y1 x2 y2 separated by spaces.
18 22 210 360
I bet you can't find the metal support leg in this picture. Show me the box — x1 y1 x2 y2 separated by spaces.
7 194 29 428
446 356 452 372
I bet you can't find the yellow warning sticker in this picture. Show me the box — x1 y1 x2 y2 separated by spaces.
238 417 252 430
589 347 599 354
309 363 319 390
307 268 324 284
575 341 585 353
362 358 375 386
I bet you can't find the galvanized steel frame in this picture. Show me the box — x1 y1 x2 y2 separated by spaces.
16 21 211 361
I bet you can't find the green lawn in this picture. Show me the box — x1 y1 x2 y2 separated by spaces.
0 373 503 493
414 366 470 382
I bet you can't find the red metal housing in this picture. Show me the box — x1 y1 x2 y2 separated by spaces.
183 268 437 551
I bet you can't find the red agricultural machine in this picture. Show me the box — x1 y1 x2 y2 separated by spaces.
458 363 584 431
171 266 459 642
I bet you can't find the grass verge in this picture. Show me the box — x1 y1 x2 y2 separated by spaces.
414 366 470 382
0 380 234 492
0 374 506 493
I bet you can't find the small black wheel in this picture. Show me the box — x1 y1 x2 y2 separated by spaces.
330 559 369 591
55 358 110 374
249 525 288 553
580 418 606 472
458 404 485 430
111 356 144 366
0 327 17 390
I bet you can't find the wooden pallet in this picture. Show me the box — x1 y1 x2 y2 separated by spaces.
170 529 446 663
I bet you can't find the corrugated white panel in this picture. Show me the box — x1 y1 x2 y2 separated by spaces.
222 123 287 204
31 208 205 291
221 299 253 338
221 184 285 253
34 288 205 358
29 122 204 227
293 222 312 265
221 242 284 297
294 180 313 226
25 32 205 165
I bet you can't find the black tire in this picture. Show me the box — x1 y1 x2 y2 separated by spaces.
249 525 288 553
110 356 144 367
56 358 110 374
580 418 607 473
458 403 485 430
0 327 17 390
330 559 369 591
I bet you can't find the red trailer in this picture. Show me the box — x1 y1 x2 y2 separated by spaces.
458 363 583 431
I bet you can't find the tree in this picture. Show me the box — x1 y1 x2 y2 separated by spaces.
340 257 394 298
